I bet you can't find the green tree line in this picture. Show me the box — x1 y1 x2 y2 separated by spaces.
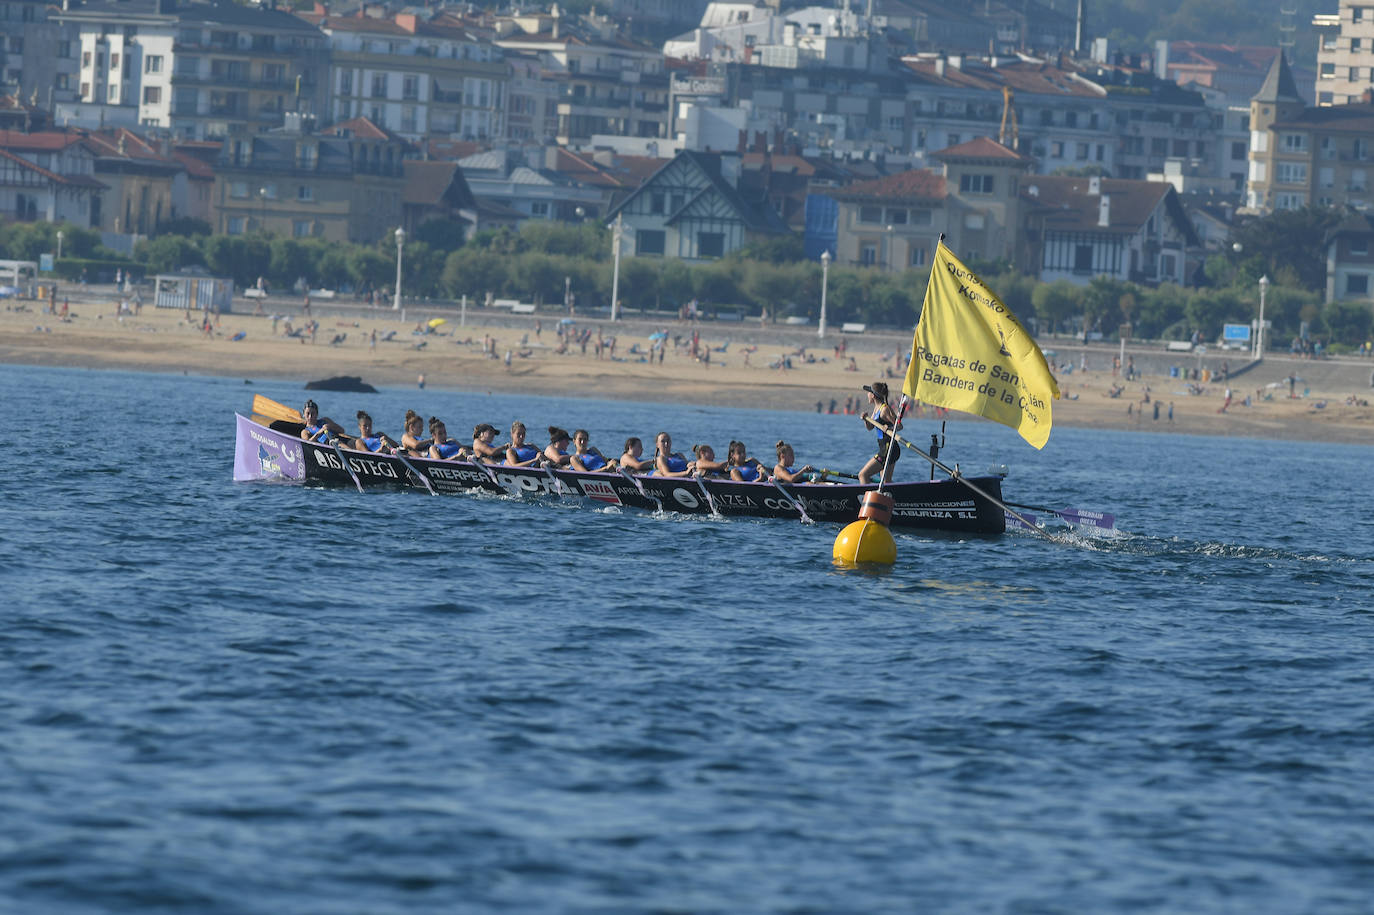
3 208 1370 350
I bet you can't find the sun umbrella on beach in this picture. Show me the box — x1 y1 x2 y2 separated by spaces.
428 318 447 329
648 331 668 341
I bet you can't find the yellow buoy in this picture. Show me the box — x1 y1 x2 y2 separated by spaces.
833 519 897 566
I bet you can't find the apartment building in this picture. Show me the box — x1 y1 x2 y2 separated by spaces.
301 7 510 142
52 0 329 141
1242 50 1374 214
212 113 408 243
0 0 80 108
494 9 669 147
1313 0 1374 106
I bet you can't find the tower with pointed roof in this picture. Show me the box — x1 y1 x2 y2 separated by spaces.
1246 51 1307 211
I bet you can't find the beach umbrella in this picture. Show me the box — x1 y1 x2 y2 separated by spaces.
648 331 668 341
559 318 576 326
428 317 447 328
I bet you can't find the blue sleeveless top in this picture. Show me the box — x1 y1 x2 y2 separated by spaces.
434 440 463 460
661 454 688 473
734 463 763 482
360 434 384 452
578 452 608 471
510 444 539 463
871 405 887 443
305 422 328 441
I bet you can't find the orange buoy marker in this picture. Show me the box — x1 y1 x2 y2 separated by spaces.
833 491 897 566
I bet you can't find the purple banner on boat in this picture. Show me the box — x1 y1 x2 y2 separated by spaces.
233 413 306 482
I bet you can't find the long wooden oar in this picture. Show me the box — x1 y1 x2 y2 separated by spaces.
618 467 660 510
331 441 364 493
252 394 302 424
771 478 813 524
394 452 435 495
817 467 860 481
693 474 720 518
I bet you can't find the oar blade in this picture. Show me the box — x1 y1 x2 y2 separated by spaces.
252 394 303 423
1059 508 1115 530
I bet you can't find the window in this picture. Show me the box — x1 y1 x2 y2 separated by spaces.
649 191 665 215
1249 161 1267 183
1347 274 1368 295
1073 245 1093 273
1276 162 1307 184
297 185 313 202
371 73 386 98
1275 192 1304 210
909 246 927 267
80 82 90 98
1151 137 1168 155
910 209 932 225
698 232 725 258
110 52 118 69
1319 166 1335 188
1352 239 1369 256
1321 63 1336 78
292 220 312 238
530 201 549 216
143 87 161 104
227 216 246 234
1357 139 1370 160
145 55 163 73
1281 133 1309 152
1051 141 1064 157
1356 6 1366 21
83 50 91 67
108 84 118 101
229 182 248 199
1077 142 1090 160
260 184 277 200
636 229 665 255
1353 169 1368 190
959 174 994 194
340 71 352 95
1231 141 1247 160
887 208 908 225
1172 139 1189 157
1251 130 1268 153
402 75 418 100
859 243 877 266
859 205 882 224
56 74 70 90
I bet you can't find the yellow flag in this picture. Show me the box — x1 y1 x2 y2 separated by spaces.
903 241 1060 449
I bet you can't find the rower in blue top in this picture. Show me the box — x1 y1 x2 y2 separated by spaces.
299 399 345 443
427 417 466 461
505 422 541 467
726 440 769 482
570 429 617 472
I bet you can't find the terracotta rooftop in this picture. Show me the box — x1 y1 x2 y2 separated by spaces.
932 137 1030 162
830 169 948 201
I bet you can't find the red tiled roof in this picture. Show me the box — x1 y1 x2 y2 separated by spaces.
0 129 86 152
831 169 947 201
932 136 1029 162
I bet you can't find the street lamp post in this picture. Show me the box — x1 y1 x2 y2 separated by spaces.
258 187 267 232
393 227 405 311
55 230 63 260
818 249 831 339
609 212 623 322
1256 274 1269 360
885 224 895 273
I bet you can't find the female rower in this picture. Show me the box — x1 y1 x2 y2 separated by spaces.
428 417 466 461
652 431 692 477
543 427 573 467
618 437 654 473
399 409 432 456
691 443 728 478
772 440 819 484
726 440 768 482
569 429 616 472
505 422 541 467
858 381 902 484
299 399 345 443
353 411 398 454
470 423 507 463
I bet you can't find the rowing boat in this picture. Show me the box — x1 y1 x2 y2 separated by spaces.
232 414 1008 534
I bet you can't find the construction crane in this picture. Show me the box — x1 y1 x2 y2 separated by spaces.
999 86 1019 150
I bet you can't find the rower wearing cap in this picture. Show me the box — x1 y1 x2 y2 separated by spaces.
858 382 902 484
470 422 507 463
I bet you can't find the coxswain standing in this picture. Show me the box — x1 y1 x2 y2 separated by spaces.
857 382 902 484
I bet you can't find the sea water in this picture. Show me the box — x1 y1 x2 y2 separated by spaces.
2 364 1372 914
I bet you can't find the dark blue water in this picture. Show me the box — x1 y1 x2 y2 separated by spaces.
3 364 1373 913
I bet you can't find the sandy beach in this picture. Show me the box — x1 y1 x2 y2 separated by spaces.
4 290 1373 445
